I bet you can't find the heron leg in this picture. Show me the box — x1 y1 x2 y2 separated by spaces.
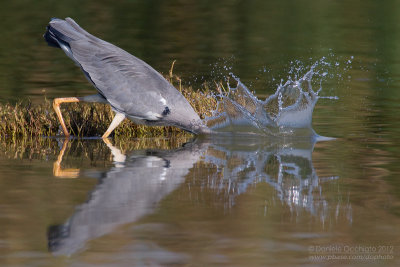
102 112 126 138
53 138 80 178
53 97 81 137
102 138 126 166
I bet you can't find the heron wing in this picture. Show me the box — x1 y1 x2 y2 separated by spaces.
71 40 174 120
46 18 195 123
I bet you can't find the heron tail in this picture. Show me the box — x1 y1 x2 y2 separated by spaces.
45 18 73 46
44 17 99 60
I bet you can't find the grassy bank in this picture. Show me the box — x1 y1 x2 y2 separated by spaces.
0 72 219 140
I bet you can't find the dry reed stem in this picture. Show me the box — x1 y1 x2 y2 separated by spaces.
0 73 219 140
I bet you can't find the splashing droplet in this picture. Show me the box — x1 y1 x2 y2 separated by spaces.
204 58 339 137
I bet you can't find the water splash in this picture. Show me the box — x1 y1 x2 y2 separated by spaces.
204 58 340 137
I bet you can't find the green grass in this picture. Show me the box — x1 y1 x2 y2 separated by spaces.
0 72 219 140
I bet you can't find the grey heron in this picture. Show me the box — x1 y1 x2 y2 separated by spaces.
44 17 210 138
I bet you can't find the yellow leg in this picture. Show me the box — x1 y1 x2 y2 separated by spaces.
102 137 113 147
53 138 80 178
53 97 81 137
102 112 126 139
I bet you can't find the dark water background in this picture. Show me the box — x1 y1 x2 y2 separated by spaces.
0 0 399 266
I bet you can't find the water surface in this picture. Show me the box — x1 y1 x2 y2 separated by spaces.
0 136 398 266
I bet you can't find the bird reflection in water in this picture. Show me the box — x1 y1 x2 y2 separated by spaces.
203 136 348 220
49 138 206 255
49 136 350 255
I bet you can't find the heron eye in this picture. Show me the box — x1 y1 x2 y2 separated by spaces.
162 106 170 116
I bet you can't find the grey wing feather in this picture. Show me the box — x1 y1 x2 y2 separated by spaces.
46 17 202 127
71 41 171 120
51 18 174 120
